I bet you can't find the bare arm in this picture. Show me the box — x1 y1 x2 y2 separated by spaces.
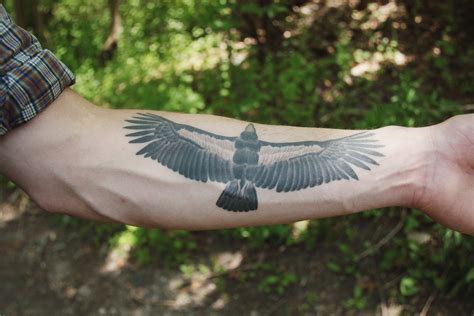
0 89 472 233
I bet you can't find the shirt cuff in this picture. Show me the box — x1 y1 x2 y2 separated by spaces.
0 5 75 136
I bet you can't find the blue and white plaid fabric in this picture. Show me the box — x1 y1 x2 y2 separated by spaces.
0 5 75 135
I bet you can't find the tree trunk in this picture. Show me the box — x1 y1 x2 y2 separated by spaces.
100 0 122 64
13 0 49 47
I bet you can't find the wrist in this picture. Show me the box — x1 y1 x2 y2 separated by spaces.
378 125 435 209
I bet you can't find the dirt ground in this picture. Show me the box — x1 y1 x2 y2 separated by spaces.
1 188 473 316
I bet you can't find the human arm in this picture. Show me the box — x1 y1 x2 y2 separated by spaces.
0 89 473 233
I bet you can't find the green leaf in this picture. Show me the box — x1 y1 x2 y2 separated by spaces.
466 268 474 283
327 262 342 273
400 277 419 296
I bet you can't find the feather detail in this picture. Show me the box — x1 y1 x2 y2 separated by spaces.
124 113 235 184
254 132 384 191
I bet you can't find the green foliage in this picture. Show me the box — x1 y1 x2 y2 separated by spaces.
299 291 319 313
345 285 368 310
0 175 16 191
220 224 294 248
400 276 419 296
111 226 197 266
257 272 298 295
383 212 474 299
358 72 459 129
55 215 125 244
237 263 298 296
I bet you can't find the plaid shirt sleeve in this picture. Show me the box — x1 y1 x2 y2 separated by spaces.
0 5 75 136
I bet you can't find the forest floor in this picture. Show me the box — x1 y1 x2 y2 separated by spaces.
0 187 472 316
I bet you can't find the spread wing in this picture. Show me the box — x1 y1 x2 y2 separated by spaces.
252 132 384 192
124 113 236 183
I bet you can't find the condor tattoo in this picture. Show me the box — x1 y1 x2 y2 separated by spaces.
125 113 384 212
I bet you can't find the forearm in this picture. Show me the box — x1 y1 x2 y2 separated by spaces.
0 89 431 229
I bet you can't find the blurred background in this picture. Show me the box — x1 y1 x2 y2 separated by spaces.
1 0 473 314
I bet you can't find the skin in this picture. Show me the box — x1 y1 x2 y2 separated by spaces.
123 113 385 212
0 89 473 234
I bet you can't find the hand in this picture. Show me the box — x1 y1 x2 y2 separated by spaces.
416 114 474 235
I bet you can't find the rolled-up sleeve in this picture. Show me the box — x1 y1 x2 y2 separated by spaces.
0 5 75 136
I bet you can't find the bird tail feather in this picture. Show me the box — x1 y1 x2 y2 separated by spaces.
216 180 257 212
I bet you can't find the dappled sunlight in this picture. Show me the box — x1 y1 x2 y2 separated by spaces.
356 1 401 31
379 303 404 316
214 251 243 271
97 228 244 310
0 190 30 227
0 202 22 225
100 226 136 273
99 242 131 273
164 251 242 310
291 220 309 240
167 276 217 309
350 49 409 78
349 1 409 78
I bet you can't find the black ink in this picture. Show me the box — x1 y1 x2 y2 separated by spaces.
125 113 384 212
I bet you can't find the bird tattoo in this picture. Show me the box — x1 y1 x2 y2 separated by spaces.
124 113 384 212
